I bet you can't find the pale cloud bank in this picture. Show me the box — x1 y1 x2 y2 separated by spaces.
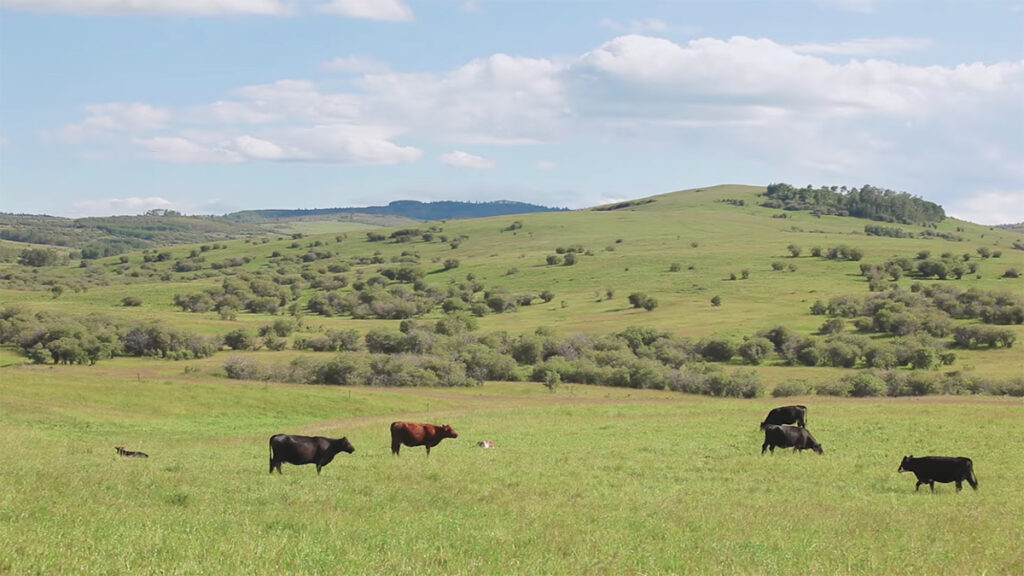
52 34 1024 222
946 190 1024 226
317 0 413 21
72 196 177 216
441 150 495 169
0 0 415 19
0 0 288 15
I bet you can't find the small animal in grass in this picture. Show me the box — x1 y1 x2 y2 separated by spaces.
115 446 149 458
898 455 978 493
476 440 495 449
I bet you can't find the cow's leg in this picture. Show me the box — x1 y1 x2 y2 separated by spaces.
391 440 401 456
761 442 768 455
956 481 962 492
425 445 431 456
316 463 322 475
915 481 922 491
929 482 935 492
269 458 274 474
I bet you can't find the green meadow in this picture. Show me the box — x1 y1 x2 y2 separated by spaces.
1 361 1022 575
1 184 1023 574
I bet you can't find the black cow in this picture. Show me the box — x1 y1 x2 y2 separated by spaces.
761 424 823 455
268 434 355 475
898 455 978 492
760 405 807 429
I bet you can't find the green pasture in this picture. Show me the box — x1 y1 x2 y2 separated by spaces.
1 362 1022 575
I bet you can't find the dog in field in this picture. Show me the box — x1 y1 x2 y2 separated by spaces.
115 446 149 458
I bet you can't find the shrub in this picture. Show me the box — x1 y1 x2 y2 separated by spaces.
628 292 658 311
772 379 813 397
843 372 887 397
814 379 852 396
699 338 736 362
738 337 774 365
121 296 143 307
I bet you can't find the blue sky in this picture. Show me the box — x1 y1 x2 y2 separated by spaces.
1 0 1021 224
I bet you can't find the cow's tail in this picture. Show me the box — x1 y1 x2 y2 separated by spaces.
966 458 979 490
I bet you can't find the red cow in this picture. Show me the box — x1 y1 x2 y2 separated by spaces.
390 421 458 456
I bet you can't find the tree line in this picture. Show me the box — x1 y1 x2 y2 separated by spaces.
763 183 946 224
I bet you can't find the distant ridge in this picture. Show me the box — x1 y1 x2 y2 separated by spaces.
226 199 568 222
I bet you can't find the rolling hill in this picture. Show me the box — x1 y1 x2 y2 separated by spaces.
1 183 1021 388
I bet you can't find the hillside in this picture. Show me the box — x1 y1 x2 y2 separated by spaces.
1 183 1021 392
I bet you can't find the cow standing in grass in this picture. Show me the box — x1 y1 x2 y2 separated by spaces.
761 424 823 455
898 456 978 492
268 434 354 475
390 421 458 456
760 405 807 429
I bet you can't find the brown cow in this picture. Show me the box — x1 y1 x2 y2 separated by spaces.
390 421 458 456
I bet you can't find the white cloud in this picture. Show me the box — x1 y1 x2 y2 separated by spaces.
357 53 566 144
317 0 413 21
812 0 876 13
790 37 931 56
133 136 242 163
537 161 556 170
52 33 1024 209
599 17 669 33
324 56 390 74
441 150 495 169
71 196 177 216
61 103 170 141
947 190 1024 225
0 0 287 15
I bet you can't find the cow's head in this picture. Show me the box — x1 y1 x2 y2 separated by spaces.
333 437 356 454
811 442 824 455
441 424 458 439
898 455 912 472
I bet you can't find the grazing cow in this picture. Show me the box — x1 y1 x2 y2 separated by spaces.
476 440 494 449
898 455 978 492
760 405 807 429
390 421 458 456
761 425 823 455
115 446 149 458
268 434 354 475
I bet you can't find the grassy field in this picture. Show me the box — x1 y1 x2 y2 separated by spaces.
1 360 1021 575
1 184 1022 574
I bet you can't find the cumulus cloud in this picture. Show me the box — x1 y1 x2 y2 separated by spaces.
133 136 242 164
324 56 390 74
0 0 288 15
71 196 177 216
812 0 877 13
317 0 413 21
61 103 170 141
599 17 669 33
441 150 495 169
790 37 931 56
54 33 1023 215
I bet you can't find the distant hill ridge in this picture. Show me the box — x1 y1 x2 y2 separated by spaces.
226 199 568 222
